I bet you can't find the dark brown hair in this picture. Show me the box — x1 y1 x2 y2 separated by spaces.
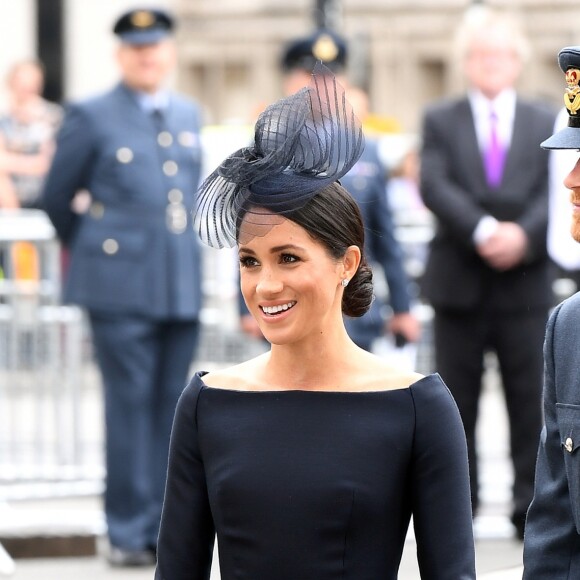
271 182 373 317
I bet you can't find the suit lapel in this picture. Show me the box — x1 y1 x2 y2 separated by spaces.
501 100 527 187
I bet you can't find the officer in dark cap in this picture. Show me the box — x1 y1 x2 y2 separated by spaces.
281 29 347 97
282 28 347 71
113 8 174 44
523 46 580 578
240 29 420 351
42 7 203 567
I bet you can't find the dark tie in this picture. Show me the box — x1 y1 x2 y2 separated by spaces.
151 108 164 129
484 109 506 188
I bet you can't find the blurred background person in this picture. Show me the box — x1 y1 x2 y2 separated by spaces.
0 60 62 209
419 7 556 539
240 28 421 354
42 8 204 567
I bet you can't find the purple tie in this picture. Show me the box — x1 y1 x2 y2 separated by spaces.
484 109 506 188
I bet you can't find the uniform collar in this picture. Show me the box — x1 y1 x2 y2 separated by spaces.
122 85 170 112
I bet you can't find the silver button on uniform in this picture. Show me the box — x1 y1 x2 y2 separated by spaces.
163 160 178 176
168 188 183 203
166 203 187 234
158 131 173 147
90 202 105 219
116 147 133 163
565 437 574 453
102 239 119 255
178 131 195 146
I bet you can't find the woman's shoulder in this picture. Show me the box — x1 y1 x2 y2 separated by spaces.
350 351 424 392
196 354 268 392
407 373 462 415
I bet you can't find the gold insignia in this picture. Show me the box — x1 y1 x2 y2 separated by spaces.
312 34 339 63
564 68 580 115
131 10 155 28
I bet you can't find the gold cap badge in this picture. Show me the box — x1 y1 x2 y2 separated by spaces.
131 10 155 28
564 68 580 115
312 34 339 63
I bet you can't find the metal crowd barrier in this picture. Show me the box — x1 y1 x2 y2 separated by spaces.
0 210 102 500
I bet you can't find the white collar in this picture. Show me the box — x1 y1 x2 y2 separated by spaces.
468 88 516 119
135 90 170 113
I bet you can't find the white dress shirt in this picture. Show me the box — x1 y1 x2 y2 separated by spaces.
468 88 517 245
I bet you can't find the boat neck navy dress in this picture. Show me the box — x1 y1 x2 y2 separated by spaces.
155 371 475 580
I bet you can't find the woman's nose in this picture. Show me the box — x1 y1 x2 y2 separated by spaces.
256 269 284 296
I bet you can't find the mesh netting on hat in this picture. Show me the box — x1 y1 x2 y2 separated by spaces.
193 62 365 248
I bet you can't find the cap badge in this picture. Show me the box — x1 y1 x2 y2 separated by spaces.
312 34 339 62
564 68 580 115
131 10 155 28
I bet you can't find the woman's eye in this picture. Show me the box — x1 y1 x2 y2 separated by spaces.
281 253 299 264
239 256 258 268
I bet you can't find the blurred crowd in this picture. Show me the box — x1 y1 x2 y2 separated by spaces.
1 1 579 569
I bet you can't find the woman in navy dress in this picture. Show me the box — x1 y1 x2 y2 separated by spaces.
155 64 475 580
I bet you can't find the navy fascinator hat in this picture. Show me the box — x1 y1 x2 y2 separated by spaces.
193 62 365 248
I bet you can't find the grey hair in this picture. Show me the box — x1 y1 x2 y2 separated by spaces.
453 6 531 64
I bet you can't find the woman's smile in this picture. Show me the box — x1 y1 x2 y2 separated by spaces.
260 301 297 316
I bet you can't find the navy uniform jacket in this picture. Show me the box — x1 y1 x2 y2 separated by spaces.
523 292 580 577
42 83 203 319
340 139 410 346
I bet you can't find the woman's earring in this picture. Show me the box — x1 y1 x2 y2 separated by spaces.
341 278 349 288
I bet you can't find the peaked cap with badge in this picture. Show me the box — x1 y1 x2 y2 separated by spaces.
542 46 580 150
281 28 347 73
113 7 174 45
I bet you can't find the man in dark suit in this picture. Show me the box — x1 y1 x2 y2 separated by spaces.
419 9 555 539
523 45 580 577
240 29 421 351
42 9 203 566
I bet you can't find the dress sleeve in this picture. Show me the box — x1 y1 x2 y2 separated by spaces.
410 375 476 579
155 375 215 580
523 302 580 578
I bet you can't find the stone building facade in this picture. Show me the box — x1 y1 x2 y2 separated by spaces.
2 1 579 131
175 0 580 131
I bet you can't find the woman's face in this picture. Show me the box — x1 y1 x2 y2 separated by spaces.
238 214 345 346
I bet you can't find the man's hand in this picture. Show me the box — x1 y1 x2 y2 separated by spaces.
476 221 528 271
387 312 422 345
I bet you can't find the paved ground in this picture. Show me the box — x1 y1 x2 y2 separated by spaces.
0 358 526 579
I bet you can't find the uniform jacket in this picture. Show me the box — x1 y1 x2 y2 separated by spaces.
340 139 410 345
523 292 580 577
420 96 555 312
42 83 203 319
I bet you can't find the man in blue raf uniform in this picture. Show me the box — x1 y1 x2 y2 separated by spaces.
42 8 203 567
523 46 580 577
245 29 420 351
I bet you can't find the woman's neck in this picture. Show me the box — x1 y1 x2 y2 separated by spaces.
263 326 360 390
